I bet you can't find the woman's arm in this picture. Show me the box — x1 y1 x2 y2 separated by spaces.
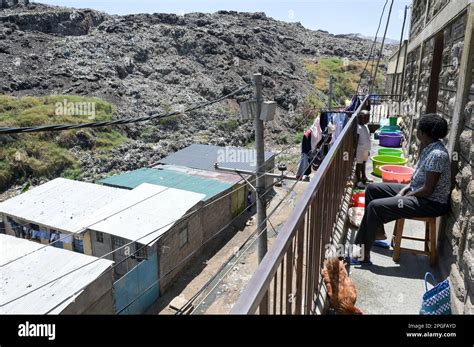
396 185 411 196
406 171 441 198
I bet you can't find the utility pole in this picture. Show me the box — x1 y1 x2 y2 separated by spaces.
253 73 269 314
327 76 333 109
253 73 268 264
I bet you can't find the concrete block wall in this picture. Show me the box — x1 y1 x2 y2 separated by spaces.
201 192 232 242
60 267 115 314
157 209 203 293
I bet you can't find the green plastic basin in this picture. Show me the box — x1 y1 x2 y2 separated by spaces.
378 147 404 157
371 155 408 177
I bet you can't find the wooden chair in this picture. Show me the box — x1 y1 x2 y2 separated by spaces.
392 217 437 266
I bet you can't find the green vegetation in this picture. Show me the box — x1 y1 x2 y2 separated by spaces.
158 115 179 129
217 118 239 131
0 95 127 190
294 131 304 144
304 57 385 107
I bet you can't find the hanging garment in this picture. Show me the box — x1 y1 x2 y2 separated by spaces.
39 229 50 240
346 95 361 112
301 129 312 154
319 111 330 132
329 113 346 144
50 231 59 242
310 119 322 153
296 152 310 178
62 234 73 244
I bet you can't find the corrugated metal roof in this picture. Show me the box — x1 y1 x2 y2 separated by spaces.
0 234 113 314
159 144 275 173
100 167 236 201
89 183 205 245
0 178 127 233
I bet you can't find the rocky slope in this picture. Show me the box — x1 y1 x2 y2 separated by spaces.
0 1 393 188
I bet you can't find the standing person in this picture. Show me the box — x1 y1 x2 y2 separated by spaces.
247 191 253 213
352 114 451 264
355 110 373 188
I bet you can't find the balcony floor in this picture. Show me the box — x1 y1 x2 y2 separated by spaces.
346 137 440 314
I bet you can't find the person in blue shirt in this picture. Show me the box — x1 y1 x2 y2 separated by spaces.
353 114 451 264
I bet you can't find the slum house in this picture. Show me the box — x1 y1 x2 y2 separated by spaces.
396 0 474 313
100 165 246 242
0 234 115 314
0 178 127 254
86 183 206 314
158 144 276 191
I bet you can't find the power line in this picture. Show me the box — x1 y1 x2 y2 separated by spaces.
356 0 389 94
45 131 332 315
43 177 283 314
1 95 333 308
370 0 395 95
118 133 333 314
189 134 333 312
0 84 251 135
0 98 318 256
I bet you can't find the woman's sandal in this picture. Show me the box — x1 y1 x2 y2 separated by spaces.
348 257 373 266
373 240 390 249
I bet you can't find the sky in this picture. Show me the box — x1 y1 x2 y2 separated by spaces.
39 0 412 40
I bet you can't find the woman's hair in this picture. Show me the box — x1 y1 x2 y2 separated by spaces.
417 113 448 140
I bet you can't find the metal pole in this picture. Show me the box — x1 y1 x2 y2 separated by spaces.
253 73 267 263
328 76 333 109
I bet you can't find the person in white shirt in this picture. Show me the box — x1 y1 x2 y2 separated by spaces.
355 110 373 188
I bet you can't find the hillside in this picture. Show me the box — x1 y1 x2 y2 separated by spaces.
0 1 393 191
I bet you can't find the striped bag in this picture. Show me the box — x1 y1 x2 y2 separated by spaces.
420 272 451 315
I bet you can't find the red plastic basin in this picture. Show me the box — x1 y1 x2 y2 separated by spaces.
351 192 366 207
380 165 415 184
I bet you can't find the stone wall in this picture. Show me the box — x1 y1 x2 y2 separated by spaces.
400 6 473 314
427 0 451 23
410 0 428 39
400 47 420 159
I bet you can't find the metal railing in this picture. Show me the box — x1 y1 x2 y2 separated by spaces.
231 97 368 314
369 94 402 124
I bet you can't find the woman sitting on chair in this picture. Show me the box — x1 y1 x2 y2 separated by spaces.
353 114 451 265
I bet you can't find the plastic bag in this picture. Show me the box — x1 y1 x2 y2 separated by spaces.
348 207 365 227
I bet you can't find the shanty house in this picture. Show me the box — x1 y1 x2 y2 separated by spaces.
0 234 115 314
0 178 127 254
86 183 205 314
158 144 276 190
100 165 247 242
